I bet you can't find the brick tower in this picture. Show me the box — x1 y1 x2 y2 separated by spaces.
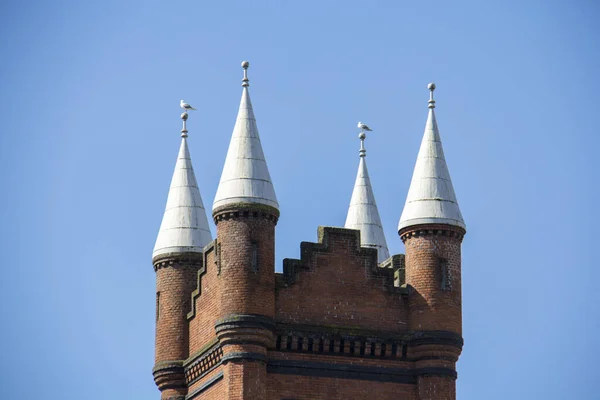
152 111 213 400
211 60 279 399
151 66 467 399
398 83 466 400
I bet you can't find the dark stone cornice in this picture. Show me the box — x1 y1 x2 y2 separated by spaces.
267 359 457 383
399 224 466 243
212 203 279 225
215 314 275 348
222 351 268 364
275 323 463 349
152 360 186 390
153 250 206 271
215 314 276 333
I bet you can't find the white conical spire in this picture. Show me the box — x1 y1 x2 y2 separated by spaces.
398 83 465 232
213 61 279 212
153 112 213 260
345 130 390 263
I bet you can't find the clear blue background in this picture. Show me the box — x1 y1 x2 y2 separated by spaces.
1 1 597 399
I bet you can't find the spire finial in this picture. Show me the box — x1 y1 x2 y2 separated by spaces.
428 82 436 109
180 111 189 138
241 60 250 87
357 122 373 157
358 132 367 157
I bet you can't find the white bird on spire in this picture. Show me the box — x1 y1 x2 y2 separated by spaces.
358 122 372 131
180 100 197 111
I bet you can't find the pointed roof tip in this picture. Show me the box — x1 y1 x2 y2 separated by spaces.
153 114 213 261
212 62 279 213
358 131 367 157
398 83 466 233
427 82 436 109
180 111 189 137
241 60 250 87
345 129 390 263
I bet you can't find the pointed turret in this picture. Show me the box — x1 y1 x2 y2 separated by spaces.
152 112 213 260
398 84 466 397
345 129 390 263
398 83 465 232
211 62 279 398
212 61 279 214
152 110 213 399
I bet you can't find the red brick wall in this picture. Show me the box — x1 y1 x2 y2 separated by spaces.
188 366 224 399
155 259 199 363
402 227 464 334
267 374 417 400
212 207 278 399
417 376 456 400
195 380 224 400
276 228 407 332
268 350 413 369
186 352 425 400
197 380 225 400
401 225 465 400
188 249 220 356
215 211 276 318
224 361 267 400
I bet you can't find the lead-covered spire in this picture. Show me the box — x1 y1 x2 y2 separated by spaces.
212 61 279 213
398 83 465 232
153 111 213 260
345 127 390 263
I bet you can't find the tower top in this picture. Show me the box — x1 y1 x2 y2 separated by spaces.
398 83 466 232
213 62 279 214
345 125 390 263
153 109 213 261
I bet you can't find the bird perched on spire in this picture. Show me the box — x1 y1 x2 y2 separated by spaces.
357 122 372 131
180 100 196 111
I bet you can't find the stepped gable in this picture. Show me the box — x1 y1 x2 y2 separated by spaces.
276 227 407 332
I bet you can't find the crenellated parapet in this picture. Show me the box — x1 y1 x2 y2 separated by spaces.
280 226 401 289
276 226 409 334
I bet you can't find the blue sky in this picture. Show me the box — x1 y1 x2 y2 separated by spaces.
0 1 597 399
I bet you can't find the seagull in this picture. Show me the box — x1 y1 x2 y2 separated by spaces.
180 100 197 111
357 122 372 131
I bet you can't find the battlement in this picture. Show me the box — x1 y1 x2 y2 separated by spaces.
280 226 403 288
275 226 409 333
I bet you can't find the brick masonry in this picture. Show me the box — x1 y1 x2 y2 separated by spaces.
153 212 465 399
